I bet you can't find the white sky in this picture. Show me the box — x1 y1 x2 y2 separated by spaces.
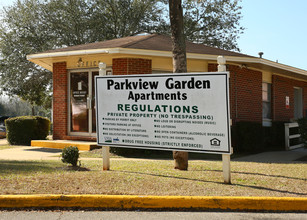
1 0 306 70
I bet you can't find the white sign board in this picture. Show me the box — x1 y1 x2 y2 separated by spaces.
95 72 231 154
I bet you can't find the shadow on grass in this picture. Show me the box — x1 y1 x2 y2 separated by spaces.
87 147 287 162
192 169 307 181
24 147 62 153
90 147 223 160
0 160 57 175
116 170 307 196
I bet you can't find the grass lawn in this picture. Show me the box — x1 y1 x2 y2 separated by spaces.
0 159 306 197
0 145 22 150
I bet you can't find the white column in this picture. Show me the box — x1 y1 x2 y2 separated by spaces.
99 62 107 76
98 62 110 171
217 56 231 184
217 56 226 72
222 154 231 184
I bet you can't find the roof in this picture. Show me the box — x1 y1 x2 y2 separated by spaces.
27 34 307 79
41 34 253 58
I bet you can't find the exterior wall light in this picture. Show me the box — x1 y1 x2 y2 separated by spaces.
77 58 83 67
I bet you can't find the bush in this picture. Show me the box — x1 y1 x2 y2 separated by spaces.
297 117 307 147
231 121 286 153
5 116 50 145
231 121 264 153
61 146 79 167
267 121 286 150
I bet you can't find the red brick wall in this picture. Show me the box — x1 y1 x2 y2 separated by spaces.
53 62 97 141
112 58 152 75
208 64 262 124
52 58 152 141
52 62 68 140
272 75 307 121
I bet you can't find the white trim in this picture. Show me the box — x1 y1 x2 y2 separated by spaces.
68 69 96 137
259 58 307 76
27 48 307 77
27 49 109 59
67 68 112 137
67 70 71 136
262 119 272 127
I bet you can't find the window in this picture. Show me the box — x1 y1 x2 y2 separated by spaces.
262 83 271 119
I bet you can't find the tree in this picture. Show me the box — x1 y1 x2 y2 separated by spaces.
0 0 243 115
0 0 53 115
0 95 49 117
43 0 94 46
159 0 244 51
0 0 163 112
169 0 188 170
182 0 244 51
90 0 163 40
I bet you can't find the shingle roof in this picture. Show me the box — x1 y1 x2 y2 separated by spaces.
42 34 253 58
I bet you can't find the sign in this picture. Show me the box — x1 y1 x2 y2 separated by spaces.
95 72 231 154
286 96 290 109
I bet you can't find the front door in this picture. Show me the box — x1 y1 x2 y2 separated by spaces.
294 87 303 119
69 70 99 136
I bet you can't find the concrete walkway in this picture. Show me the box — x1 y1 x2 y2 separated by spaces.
0 138 61 160
234 147 307 163
0 146 62 161
0 138 7 145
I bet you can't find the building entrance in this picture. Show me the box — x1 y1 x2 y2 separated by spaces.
69 70 98 136
294 87 303 119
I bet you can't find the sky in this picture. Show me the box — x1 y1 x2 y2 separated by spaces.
0 0 306 70
238 0 307 70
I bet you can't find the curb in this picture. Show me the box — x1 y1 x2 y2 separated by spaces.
0 195 306 211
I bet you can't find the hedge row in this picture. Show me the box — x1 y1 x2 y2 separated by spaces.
231 121 286 153
5 116 50 146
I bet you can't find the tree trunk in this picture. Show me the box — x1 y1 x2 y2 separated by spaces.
32 105 35 116
169 0 188 170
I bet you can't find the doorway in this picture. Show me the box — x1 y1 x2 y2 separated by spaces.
294 87 303 119
69 70 99 137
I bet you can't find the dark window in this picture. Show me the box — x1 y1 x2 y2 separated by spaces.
262 83 271 119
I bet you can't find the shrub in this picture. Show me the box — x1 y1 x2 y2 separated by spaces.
5 116 50 145
61 146 79 167
232 121 286 153
35 116 51 139
231 121 264 153
267 121 286 150
297 117 307 147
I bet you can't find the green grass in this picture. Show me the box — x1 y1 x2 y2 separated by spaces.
0 160 57 175
0 159 306 197
0 145 23 150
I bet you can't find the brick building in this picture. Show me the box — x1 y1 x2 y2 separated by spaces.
27 34 307 143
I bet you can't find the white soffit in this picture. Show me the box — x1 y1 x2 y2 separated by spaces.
27 48 307 77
